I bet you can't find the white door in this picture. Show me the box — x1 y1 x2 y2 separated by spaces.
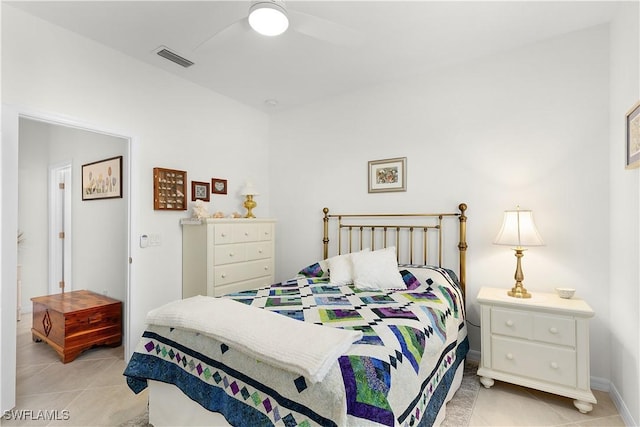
49 163 72 294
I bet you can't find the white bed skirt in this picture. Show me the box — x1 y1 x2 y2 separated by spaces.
148 359 466 427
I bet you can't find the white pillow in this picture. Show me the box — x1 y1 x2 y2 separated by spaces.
351 247 405 291
327 249 370 285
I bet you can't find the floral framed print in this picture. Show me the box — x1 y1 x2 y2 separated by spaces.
191 181 210 202
626 101 640 169
82 156 123 200
212 178 228 195
368 157 407 193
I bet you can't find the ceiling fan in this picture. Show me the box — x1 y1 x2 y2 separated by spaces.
193 0 364 52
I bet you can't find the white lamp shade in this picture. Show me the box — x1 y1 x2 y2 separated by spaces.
240 181 259 196
494 209 544 247
248 1 289 36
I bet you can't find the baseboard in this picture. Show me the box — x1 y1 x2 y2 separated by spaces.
467 349 481 363
608 381 637 427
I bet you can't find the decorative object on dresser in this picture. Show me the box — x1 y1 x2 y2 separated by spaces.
191 180 210 202
367 157 407 193
476 286 596 413
211 178 228 195
626 100 640 169
240 181 259 218
31 290 122 363
493 206 544 298
82 156 123 200
153 167 187 210
181 217 275 297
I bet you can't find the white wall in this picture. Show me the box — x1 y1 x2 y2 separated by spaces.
270 25 611 382
609 2 640 425
1 4 270 412
18 118 128 305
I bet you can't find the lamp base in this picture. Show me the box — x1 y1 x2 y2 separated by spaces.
243 195 257 219
507 285 531 298
507 248 531 298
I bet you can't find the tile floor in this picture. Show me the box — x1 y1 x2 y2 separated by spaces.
4 317 626 426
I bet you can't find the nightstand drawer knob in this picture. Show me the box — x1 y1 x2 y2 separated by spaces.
506 353 514 360
228 252 234 257
549 327 558 334
506 320 514 327
551 362 559 369
221 274 227 278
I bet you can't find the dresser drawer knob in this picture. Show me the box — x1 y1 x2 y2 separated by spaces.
264 266 269 270
220 233 227 238
228 252 234 257
506 320 514 327
258 249 263 254
549 327 558 334
244 232 249 236
506 353 514 360
221 274 227 279
551 362 559 369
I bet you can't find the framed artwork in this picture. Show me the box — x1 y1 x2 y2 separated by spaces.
191 181 210 202
626 101 640 169
153 167 187 210
211 178 228 195
368 157 407 193
82 156 123 200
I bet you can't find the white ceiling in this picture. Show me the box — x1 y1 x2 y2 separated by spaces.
7 1 621 113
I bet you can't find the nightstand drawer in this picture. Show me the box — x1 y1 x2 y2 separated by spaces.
492 336 577 388
491 308 532 339
533 314 575 346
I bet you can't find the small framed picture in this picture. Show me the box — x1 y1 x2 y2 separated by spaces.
626 101 640 169
82 156 123 200
368 157 407 193
212 178 228 195
191 181 210 202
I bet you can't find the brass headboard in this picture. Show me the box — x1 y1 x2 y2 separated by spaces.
322 203 468 297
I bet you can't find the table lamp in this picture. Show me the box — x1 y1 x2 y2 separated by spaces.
493 206 544 298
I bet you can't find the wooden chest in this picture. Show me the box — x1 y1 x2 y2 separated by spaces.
31 290 122 363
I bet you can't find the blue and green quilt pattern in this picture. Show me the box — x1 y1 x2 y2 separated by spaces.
124 265 468 427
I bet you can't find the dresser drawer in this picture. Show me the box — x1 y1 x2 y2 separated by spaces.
231 224 259 243
491 308 532 339
492 335 577 387
246 241 272 261
214 259 273 286
259 223 273 241
214 244 247 265
533 314 575 346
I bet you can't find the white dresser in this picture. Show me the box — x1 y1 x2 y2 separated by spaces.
476 287 596 413
181 218 276 297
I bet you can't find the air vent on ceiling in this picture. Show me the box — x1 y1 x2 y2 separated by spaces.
156 47 194 68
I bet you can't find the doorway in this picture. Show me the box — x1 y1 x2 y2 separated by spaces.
49 162 72 295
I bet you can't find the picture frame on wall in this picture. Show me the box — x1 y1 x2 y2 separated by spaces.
368 157 407 193
82 156 123 200
191 181 210 202
212 178 228 195
626 101 640 169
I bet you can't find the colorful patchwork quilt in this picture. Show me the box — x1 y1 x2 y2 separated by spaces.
124 265 468 427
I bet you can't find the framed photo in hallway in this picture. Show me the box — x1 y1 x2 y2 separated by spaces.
82 156 123 200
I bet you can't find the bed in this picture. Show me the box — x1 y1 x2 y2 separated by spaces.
124 204 469 427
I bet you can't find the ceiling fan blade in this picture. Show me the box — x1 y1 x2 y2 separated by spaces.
193 18 250 53
290 10 364 48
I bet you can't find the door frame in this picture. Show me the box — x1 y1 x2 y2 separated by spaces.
48 162 72 295
1 104 134 412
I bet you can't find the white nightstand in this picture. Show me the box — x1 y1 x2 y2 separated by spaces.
476 287 596 413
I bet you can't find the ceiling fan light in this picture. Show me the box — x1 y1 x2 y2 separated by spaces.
248 1 289 36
